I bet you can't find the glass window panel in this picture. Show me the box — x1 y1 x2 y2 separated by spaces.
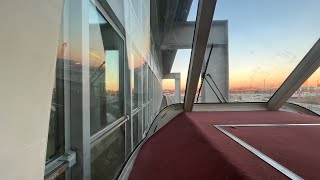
143 106 148 132
170 49 192 103
143 62 148 104
148 102 153 124
288 68 320 114
46 22 65 163
132 50 143 110
91 124 126 180
89 5 124 135
162 78 180 104
192 0 320 103
131 0 141 19
148 66 153 101
132 112 141 148
153 74 158 115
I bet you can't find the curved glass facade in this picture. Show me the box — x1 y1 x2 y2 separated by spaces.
43 0 320 179
45 0 164 179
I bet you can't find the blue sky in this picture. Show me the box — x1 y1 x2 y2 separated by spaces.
169 0 320 89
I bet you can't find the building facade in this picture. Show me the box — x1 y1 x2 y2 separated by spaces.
45 0 164 179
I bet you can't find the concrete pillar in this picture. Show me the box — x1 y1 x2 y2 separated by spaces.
163 73 181 104
201 45 229 103
175 76 181 103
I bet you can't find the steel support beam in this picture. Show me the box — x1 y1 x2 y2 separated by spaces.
184 0 217 111
161 0 179 41
268 38 320 110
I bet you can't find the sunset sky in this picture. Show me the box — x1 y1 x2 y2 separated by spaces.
163 0 320 90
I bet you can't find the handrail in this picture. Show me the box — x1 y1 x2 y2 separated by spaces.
90 115 129 147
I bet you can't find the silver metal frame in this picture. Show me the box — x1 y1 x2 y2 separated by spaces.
89 0 130 175
45 155 65 176
93 0 125 40
44 0 75 178
90 116 129 147
68 0 129 179
184 0 217 111
80 0 91 178
214 123 320 179
63 1 72 179
45 160 69 180
45 151 76 180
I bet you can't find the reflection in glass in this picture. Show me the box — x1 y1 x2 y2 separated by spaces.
89 5 124 135
132 50 143 110
132 112 141 148
148 66 153 101
143 106 148 132
288 68 320 114
46 23 65 162
46 61 65 162
153 74 158 115
143 62 148 104
91 124 126 180
148 101 153 124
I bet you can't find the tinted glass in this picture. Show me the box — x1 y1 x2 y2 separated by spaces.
149 102 153 123
89 5 124 135
148 66 153 101
132 112 141 148
143 105 148 132
193 0 320 103
288 67 320 114
46 23 65 162
131 50 143 109
143 62 148 104
91 124 126 180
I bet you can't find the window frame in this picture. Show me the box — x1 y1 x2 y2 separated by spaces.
89 0 127 136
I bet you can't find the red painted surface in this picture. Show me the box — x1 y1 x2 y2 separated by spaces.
129 111 320 180
227 126 320 179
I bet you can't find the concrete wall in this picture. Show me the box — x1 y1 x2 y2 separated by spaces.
160 20 229 103
161 21 227 50
201 45 229 102
163 73 181 103
0 0 63 179
201 21 228 103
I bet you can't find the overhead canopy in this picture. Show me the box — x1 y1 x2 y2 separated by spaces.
151 0 193 77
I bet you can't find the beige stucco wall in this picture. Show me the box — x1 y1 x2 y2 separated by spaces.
0 0 63 179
